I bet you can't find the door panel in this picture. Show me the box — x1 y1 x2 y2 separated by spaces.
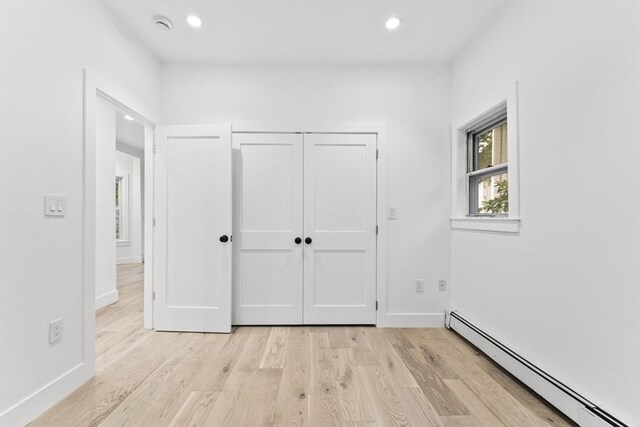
154 124 232 333
233 133 303 325
303 133 377 324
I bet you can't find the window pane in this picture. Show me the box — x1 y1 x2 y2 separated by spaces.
474 121 507 170
115 177 121 207
115 208 121 239
472 172 508 214
115 177 122 239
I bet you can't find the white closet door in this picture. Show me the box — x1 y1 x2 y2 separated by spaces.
233 133 303 324
154 125 232 333
303 133 377 324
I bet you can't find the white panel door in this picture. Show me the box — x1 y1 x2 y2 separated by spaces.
233 133 303 324
154 124 232 333
303 133 377 324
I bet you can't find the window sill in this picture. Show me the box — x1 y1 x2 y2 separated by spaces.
116 240 130 246
450 217 520 233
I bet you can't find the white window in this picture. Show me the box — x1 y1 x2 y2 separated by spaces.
115 175 129 242
451 83 520 233
467 115 508 216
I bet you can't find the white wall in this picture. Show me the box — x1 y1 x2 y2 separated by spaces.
450 2 640 425
116 150 143 265
161 64 451 327
0 1 160 425
95 101 118 310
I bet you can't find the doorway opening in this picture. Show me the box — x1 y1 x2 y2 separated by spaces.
94 98 148 370
84 69 157 377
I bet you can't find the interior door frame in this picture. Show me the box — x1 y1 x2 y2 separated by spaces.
232 123 388 327
83 69 158 380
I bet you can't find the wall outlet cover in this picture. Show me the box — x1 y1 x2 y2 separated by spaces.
49 318 63 344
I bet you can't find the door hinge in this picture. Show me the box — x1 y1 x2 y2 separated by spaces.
153 218 156 227
376 149 379 160
152 291 156 301
376 301 379 310
376 225 379 235
153 142 157 154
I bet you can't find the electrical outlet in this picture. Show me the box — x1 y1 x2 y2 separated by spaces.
49 318 63 344
438 280 447 292
415 279 424 293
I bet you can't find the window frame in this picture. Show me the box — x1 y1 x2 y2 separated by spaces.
115 174 130 244
450 81 521 233
467 115 508 217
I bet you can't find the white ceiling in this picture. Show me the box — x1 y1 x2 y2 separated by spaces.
105 0 507 64
116 113 145 151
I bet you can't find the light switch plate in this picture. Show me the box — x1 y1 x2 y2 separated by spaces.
388 206 397 219
44 195 65 217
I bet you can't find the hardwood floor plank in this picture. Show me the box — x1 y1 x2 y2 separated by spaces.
358 365 408 427
365 328 418 388
308 332 342 426
443 379 505 426
169 391 220 426
188 328 248 392
98 333 206 427
384 329 416 349
128 334 231 426
273 327 312 426
203 327 272 425
395 346 468 416
240 368 283 425
441 415 481 427
260 327 290 369
328 327 353 349
347 327 379 366
395 387 443 427
335 348 376 423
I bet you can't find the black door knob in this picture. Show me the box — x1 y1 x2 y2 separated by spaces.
219 235 229 243
305 237 312 244
295 237 302 244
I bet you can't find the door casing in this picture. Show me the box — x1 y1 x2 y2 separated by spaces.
83 69 158 385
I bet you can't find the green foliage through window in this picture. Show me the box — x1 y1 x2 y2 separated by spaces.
480 179 508 214
476 130 493 169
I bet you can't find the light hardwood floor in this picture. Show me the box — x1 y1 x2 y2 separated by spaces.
31 264 575 427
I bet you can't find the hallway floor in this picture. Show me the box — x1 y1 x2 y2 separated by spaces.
31 263 574 426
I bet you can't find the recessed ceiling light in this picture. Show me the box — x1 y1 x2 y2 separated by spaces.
385 16 402 31
187 15 202 28
123 115 134 121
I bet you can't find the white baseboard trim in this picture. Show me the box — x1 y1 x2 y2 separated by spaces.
382 312 445 328
446 309 631 427
0 363 92 427
116 256 142 265
95 289 118 310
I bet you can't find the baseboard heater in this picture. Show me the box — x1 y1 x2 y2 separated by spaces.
445 310 629 427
